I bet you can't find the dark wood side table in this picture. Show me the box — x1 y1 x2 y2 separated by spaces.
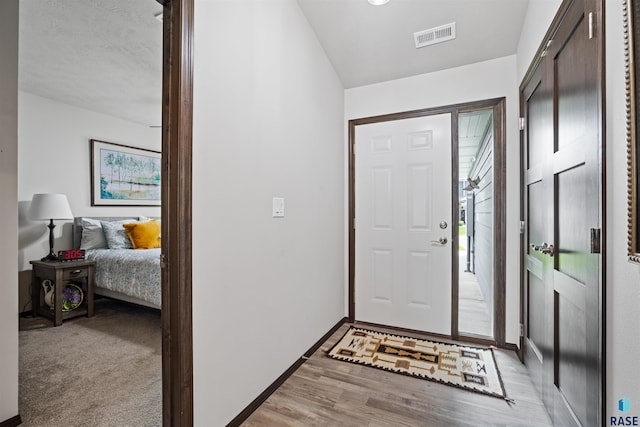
30 260 96 327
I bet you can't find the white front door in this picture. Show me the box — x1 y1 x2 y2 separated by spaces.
355 113 452 334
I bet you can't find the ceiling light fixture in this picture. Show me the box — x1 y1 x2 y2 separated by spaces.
368 0 390 5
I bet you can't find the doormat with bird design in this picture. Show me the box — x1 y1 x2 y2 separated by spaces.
327 327 508 400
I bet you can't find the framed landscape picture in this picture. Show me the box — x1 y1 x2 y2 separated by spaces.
90 139 161 206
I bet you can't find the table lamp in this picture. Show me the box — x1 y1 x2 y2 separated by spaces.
29 193 73 261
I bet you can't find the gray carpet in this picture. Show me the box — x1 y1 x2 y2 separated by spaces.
19 298 162 427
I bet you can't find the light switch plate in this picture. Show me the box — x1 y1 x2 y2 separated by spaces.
272 197 285 217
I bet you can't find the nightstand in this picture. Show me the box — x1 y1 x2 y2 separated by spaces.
30 260 95 326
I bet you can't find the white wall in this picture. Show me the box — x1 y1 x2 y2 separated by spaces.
0 0 19 422
605 0 640 419
17 92 160 309
516 0 563 82
192 0 345 424
345 55 521 344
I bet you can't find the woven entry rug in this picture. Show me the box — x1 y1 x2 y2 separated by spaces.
327 327 507 400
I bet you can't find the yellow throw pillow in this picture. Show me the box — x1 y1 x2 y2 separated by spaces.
123 220 161 249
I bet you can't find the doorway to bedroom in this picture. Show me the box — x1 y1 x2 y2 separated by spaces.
16 0 169 424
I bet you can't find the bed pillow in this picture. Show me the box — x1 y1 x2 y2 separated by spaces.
102 220 136 249
79 218 108 250
137 216 161 232
123 220 161 249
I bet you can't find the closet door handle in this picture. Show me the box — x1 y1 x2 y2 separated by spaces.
530 242 554 257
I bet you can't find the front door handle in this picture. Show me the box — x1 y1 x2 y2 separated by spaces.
431 237 448 245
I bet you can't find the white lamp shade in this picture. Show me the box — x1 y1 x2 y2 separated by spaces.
29 193 73 220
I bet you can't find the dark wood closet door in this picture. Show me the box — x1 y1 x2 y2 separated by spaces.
522 0 602 425
549 2 601 424
523 64 554 412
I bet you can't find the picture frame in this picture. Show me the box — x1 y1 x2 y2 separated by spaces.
90 139 161 206
624 0 640 262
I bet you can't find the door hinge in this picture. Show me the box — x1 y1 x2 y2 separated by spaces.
519 221 525 234
519 117 525 131
352 144 356 156
353 218 356 230
590 228 601 254
588 12 594 40
160 253 167 269
519 323 524 337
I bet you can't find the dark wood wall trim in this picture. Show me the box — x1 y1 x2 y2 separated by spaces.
227 317 348 427
161 0 194 425
348 98 508 347
0 415 21 427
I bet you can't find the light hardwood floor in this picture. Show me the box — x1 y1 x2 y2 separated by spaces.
243 323 551 427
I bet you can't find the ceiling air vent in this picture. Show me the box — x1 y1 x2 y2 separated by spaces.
414 22 456 49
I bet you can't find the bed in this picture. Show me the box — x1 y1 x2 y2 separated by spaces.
73 217 161 309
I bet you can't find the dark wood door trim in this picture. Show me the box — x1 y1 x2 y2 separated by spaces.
492 99 507 348
348 97 507 348
595 0 606 416
518 66 544 364
160 0 194 425
450 110 460 341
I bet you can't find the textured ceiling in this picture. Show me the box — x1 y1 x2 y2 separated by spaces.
18 0 529 127
19 0 163 127
297 0 530 88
